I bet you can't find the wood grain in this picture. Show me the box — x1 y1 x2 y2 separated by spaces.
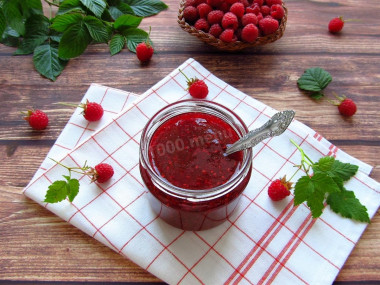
1 0 379 283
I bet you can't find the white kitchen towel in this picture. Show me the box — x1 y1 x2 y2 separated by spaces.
24 58 380 285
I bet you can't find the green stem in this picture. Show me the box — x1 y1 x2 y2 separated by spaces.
44 0 59 7
49 158 88 175
178 69 190 82
55 102 81 108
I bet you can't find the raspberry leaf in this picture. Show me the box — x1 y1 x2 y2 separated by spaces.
109 34 126 55
121 28 152 53
84 15 111 43
57 0 86 15
125 0 169 17
327 189 370 223
0 8 8 40
51 13 83 33
58 21 92 59
108 3 134 20
33 43 68 81
297 67 332 98
113 14 143 29
44 180 68 203
79 0 106 18
66 177 80 202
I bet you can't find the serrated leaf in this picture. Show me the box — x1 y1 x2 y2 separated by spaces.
58 21 91 59
124 0 168 17
113 14 142 29
108 3 134 20
80 0 106 17
84 15 111 43
327 189 370 223
297 67 332 94
20 0 43 18
294 172 340 218
57 0 85 15
33 43 68 81
44 180 68 203
14 14 50 55
315 156 335 172
51 13 83 32
66 178 80 202
121 27 151 52
109 33 125 55
330 160 359 181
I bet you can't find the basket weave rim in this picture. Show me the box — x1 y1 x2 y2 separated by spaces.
177 0 288 51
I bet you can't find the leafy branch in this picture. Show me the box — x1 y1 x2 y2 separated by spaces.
0 0 168 81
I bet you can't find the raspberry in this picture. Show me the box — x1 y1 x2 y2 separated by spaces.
207 10 224 24
219 2 231 12
197 3 212 18
23 109 49 130
260 5 270 16
239 0 250 7
219 28 237 42
136 42 154 63
194 18 210 32
179 69 209 99
253 0 264 6
242 13 258 26
194 0 207 5
222 12 239 30
94 163 114 183
209 23 223 38
185 0 196 7
230 2 245 18
247 4 260 15
268 176 292 201
259 17 279 35
241 23 259 43
328 17 344 33
266 0 282 6
82 101 104 121
270 4 284 19
207 0 224 8
183 6 198 23
338 98 357 117
226 0 238 4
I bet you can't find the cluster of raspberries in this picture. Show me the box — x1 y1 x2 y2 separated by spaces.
183 0 285 43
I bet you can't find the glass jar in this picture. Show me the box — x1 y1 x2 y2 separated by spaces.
139 100 252 231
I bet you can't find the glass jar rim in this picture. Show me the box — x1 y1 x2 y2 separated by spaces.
139 99 252 200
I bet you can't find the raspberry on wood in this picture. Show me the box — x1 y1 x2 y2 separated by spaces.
136 42 154 63
23 109 49 130
328 17 344 33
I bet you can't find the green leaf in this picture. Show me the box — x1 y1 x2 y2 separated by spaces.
80 0 106 17
109 33 125 55
113 14 142 29
44 180 68 203
315 156 335 172
330 160 359 181
84 15 111 43
57 0 85 15
327 189 370 223
121 27 151 52
108 2 134 20
14 14 50 55
0 8 6 38
66 178 80 202
0 26 20 47
2 0 25 35
294 172 340 218
51 13 83 32
297 67 332 94
58 20 91 59
20 0 43 18
124 0 168 17
33 43 68 81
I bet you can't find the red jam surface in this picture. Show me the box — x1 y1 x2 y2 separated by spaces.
148 112 243 189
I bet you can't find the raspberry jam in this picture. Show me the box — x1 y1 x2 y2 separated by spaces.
139 100 252 231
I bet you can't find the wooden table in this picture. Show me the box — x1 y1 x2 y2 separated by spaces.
1 0 379 283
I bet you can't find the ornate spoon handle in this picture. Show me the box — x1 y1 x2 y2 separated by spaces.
225 110 295 156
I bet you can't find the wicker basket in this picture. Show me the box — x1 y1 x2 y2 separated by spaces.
177 1 288 51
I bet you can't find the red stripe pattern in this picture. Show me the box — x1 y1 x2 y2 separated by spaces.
23 59 380 285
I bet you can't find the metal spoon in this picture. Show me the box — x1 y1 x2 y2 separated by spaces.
225 110 295 156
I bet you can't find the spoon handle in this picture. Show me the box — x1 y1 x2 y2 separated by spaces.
225 110 295 156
